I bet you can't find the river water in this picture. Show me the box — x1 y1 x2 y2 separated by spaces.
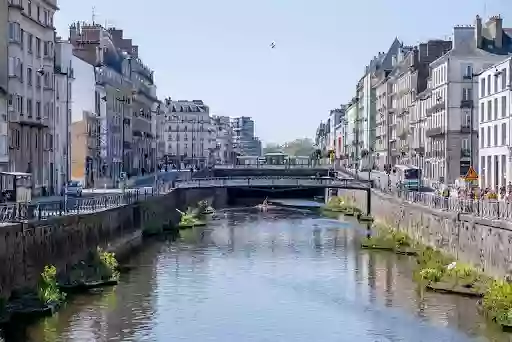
2 205 512 342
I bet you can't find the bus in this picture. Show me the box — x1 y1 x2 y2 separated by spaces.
394 165 422 190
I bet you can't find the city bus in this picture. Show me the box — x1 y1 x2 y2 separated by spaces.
394 165 422 190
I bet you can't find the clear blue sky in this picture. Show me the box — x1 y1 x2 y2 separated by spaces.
55 0 510 144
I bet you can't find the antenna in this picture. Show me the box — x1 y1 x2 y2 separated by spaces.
92 6 96 24
483 0 487 19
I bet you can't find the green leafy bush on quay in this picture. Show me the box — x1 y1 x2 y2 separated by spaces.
362 223 413 250
419 268 443 283
37 265 65 304
97 247 120 281
482 280 512 326
445 263 480 286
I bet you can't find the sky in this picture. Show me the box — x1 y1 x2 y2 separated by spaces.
55 0 511 144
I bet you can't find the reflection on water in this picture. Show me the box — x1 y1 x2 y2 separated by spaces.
3 206 512 342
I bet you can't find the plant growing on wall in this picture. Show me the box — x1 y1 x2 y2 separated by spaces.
38 265 65 304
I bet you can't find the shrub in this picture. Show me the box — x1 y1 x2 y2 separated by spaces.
419 268 443 283
97 247 119 280
38 265 65 304
483 280 512 325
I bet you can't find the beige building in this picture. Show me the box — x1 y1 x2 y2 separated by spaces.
8 0 58 195
70 111 101 186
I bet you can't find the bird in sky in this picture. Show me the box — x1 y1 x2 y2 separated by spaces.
270 41 276 49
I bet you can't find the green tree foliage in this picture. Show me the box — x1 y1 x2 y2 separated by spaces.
263 138 315 157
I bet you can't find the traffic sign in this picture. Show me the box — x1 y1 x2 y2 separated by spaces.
464 166 478 181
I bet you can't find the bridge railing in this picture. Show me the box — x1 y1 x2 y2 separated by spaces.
174 176 371 189
213 164 331 169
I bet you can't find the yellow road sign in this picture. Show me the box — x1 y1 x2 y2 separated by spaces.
464 166 478 181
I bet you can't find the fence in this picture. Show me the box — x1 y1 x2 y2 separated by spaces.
339 167 512 221
0 188 161 223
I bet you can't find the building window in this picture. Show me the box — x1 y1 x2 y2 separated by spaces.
27 67 32 86
27 98 32 117
487 75 492 95
487 100 492 121
35 101 41 118
502 68 508 90
462 88 472 100
494 124 498 146
494 98 499 120
35 37 41 57
480 102 485 122
502 123 507 145
494 73 499 93
481 78 486 97
502 95 507 118
27 33 32 53
487 126 491 147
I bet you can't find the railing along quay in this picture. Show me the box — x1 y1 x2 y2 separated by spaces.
0 188 162 223
338 167 512 221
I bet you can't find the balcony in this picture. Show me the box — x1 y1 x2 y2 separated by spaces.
426 127 445 137
461 148 471 158
460 100 473 108
460 124 471 133
397 125 409 138
427 101 445 115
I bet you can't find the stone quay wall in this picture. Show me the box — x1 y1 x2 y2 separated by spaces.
339 189 512 278
0 187 227 298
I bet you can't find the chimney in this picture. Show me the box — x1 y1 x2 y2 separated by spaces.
475 15 482 48
489 15 503 48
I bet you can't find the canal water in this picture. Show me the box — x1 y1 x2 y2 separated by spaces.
2 204 511 342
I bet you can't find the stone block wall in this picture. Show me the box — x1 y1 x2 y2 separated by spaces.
0 187 227 298
339 189 512 278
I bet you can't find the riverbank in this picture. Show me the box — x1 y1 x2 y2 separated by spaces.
0 187 227 325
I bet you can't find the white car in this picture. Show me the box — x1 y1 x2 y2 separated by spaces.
61 181 83 197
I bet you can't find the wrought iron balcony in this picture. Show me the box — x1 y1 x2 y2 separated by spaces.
460 124 471 133
461 148 471 158
460 100 473 108
426 127 445 137
426 101 445 115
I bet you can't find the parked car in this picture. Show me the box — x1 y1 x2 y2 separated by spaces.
61 181 83 197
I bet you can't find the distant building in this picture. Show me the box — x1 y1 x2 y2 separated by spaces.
212 115 235 164
70 112 101 186
163 99 214 167
231 116 262 156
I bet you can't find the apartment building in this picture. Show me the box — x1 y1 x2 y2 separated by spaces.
424 15 511 185
389 41 453 167
327 107 345 154
212 115 234 165
374 69 391 169
345 98 359 167
70 22 133 184
153 102 165 165
109 28 159 176
478 57 512 189
0 0 8 171
8 0 58 195
164 99 214 167
231 116 261 156
54 39 74 191
357 39 402 154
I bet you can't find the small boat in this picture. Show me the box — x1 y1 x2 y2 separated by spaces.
257 197 269 211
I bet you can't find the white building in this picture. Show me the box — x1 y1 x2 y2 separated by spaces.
8 0 57 195
424 15 511 185
164 99 214 167
53 39 74 192
212 115 234 165
478 57 512 189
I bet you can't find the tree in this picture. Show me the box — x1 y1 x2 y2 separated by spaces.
263 138 315 157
